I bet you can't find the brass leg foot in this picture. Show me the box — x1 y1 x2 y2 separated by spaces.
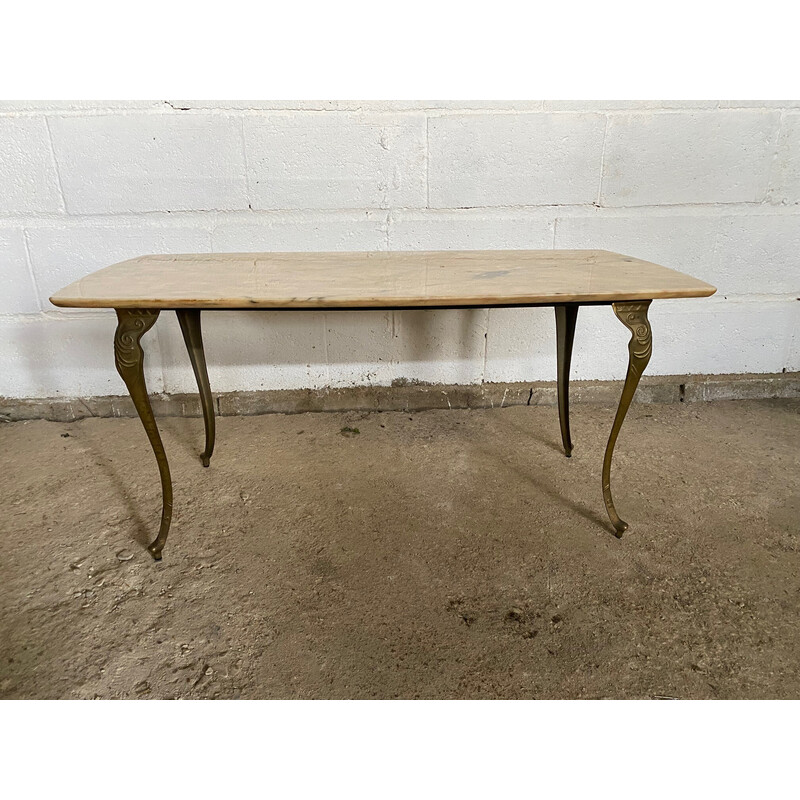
602 301 653 536
176 309 216 467
555 304 578 457
114 309 174 558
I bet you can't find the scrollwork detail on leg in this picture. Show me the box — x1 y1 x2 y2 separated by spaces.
114 308 173 560
601 300 653 536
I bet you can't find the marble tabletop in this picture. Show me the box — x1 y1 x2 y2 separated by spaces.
49 249 717 309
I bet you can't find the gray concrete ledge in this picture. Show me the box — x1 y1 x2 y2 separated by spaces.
2 372 798 423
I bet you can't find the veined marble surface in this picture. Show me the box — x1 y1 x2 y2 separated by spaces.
50 250 716 309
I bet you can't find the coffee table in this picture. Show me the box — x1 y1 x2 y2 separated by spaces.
50 250 716 559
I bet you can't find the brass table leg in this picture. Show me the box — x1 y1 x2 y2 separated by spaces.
176 309 215 467
602 300 653 536
114 309 173 560
555 303 579 457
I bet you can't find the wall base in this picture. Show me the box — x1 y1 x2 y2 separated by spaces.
1 372 798 423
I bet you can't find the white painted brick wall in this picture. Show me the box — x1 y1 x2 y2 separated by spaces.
210 210 387 252
600 111 780 206
159 310 328 394
0 100 798 400
388 209 554 250
0 228 38 314
25 218 213 308
0 314 165 397
428 113 606 207
714 213 800 295
48 114 248 213
244 113 427 210
769 112 800 204
0 117 63 213
789 304 800 372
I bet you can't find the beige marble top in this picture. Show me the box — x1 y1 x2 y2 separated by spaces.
49 250 716 309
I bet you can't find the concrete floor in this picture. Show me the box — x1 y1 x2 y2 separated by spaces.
1 399 798 699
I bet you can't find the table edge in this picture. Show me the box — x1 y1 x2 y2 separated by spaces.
50 285 717 309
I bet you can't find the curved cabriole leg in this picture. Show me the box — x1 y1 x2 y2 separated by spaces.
555 303 579 457
176 309 215 467
114 309 173 560
602 301 653 537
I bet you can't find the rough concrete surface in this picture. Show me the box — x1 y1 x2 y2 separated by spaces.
1 399 799 699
